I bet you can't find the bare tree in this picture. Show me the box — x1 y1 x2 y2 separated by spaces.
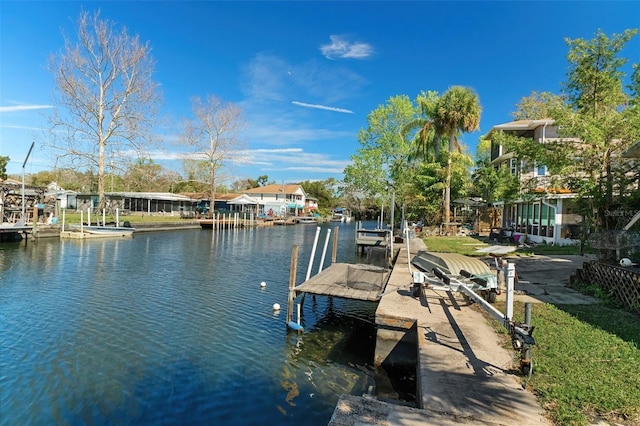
181 95 243 217
47 10 160 209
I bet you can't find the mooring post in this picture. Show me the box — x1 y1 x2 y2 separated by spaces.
524 302 532 327
287 245 299 325
505 262 516 324
331 226 339 264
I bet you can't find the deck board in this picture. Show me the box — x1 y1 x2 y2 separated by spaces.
295 263 390 301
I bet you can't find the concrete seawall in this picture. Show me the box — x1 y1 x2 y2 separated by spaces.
329 238 549 425
130 221 201 232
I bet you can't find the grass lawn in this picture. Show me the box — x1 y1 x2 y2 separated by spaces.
422 234 591 257
60 212 192 225
489 301 640 425
421 235 490 256
423 234 640 425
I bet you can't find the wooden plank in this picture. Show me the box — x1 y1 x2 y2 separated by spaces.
295 263 389 302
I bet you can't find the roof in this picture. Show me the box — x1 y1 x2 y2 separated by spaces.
103 192 195 202
178 192 241 201
623 140 640 158
244 183 306 196
483 119 555 139
228 194 259 205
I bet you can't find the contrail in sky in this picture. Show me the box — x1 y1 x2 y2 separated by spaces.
292 101 353 114
0 104 53 112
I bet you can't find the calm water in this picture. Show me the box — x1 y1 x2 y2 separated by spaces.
0 222 380 425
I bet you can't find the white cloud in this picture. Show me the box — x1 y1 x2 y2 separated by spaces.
241 53 368 108
240 53 289 101
0 104 53 113
320 35 373 60
292 101 353 114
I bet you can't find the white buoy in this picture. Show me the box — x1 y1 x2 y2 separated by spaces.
260 281 267 288
272 303 281 311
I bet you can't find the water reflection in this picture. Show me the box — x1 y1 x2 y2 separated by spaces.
1 223 380 425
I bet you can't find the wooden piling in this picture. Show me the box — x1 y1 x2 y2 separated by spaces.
287 245 299 324
331 225 339 264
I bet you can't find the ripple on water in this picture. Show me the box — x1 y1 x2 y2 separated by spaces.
1 224 378 425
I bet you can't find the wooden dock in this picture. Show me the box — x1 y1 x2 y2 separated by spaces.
0 224 32 242
294 263 390 302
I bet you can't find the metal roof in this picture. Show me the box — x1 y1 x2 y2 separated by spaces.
104 192 195 201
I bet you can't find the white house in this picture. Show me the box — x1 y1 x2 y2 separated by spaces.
244 184 313 217
485 119 583 245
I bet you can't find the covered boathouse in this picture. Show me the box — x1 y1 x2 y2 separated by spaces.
67 192 198 215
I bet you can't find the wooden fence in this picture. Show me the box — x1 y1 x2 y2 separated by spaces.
572 261 640 312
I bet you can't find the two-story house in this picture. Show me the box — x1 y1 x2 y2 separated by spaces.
485 119 582 245
242 184 315 217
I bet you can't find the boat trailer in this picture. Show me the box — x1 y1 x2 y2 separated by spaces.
405 228 536 381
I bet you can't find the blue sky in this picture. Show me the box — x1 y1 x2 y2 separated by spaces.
1 1 639 185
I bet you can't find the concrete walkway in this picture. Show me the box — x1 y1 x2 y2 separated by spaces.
498 254 599 304
330 238 551 425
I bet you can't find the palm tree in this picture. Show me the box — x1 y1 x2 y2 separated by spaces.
436 86 482 226
403 91 445 163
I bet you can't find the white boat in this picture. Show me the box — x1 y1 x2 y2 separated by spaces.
72 225 135 236
330 208 352 223
296 216 317 224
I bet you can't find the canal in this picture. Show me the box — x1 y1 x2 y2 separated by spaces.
0 222 380 425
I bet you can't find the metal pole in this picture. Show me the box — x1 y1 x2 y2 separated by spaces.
390 188 395 255
505 262 516 322
318 229 332 273
21 142 35 220
306 226 321 281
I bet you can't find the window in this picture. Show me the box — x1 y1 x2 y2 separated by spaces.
509 158 518 176
534 164 547 177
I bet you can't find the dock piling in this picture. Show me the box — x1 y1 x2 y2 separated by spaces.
331 226 339 263
287 245 299 325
